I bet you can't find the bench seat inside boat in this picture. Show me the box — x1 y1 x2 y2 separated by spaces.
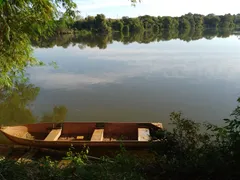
90 129 104 141
138 128 150 141
44 129 62 141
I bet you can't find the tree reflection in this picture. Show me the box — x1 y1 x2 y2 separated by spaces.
32 28 236 49
0 83 40 125
40 106 68 123
0 83 68 125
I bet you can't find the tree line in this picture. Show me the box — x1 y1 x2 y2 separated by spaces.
55 13 240 34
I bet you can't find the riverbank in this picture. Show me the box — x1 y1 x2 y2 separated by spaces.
0 146 148 180
1 110 240 179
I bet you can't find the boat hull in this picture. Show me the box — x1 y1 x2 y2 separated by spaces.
0 122 162 149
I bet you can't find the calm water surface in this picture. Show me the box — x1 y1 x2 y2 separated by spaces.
19 35 240 127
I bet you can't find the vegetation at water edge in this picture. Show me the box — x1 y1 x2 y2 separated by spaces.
1 98 240 179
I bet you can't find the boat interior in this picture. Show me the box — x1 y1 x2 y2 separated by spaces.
2 122 161 142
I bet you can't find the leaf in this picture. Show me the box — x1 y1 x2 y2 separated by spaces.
39 61 45 66
48 61 58 69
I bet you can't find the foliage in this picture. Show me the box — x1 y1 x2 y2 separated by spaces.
0 146 145 180
149 106 240 179
204 14 221 28
63 145 89 165
0 0 77 87
64 13 240 36
111 20 124 32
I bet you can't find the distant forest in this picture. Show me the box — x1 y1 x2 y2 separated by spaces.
55 13 240 34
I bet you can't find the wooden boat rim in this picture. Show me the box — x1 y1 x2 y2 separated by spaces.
0 122 163 128
0 122 163 148
0 129 153 144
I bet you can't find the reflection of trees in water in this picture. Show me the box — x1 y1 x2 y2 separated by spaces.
32 28 236 49
217 29 232 38
0 83 67 125
40 106 68 123
203 28 233 39
0 83 40 125
32 33 113 49
203 29 219 39
178 29 193 42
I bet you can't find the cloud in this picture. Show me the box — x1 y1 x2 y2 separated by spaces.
31 36 240 90
30 54 240 90
31 72 115 89
29 66 144 89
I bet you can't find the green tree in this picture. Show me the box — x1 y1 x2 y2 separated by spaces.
84 16 96 31
56 16 73 34
234 14 240 27
139 15 155 29
219 14 235 28
162 16 179 29
156 16 164 29
179 17 191 30
204 14 221 28
0 0 77 87
122 25 130 35
112 20 124 32
184 13 196 29
193 14 204 30
122 17 143 32
95 14 111 33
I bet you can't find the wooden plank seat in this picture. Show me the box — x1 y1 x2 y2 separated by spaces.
44 129 62 141
90 129 104 141
138 128 150 141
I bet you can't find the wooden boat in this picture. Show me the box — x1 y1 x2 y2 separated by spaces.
0 122 163 149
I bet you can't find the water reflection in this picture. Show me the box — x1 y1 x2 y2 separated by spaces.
28 31 240 127
0 29 240 129
0 83 39 126
0 83 67 126
40 106 67 123
32 28 239 49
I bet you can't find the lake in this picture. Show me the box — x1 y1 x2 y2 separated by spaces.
1 31 240 129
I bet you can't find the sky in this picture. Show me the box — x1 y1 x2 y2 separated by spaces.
75 0 240 18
